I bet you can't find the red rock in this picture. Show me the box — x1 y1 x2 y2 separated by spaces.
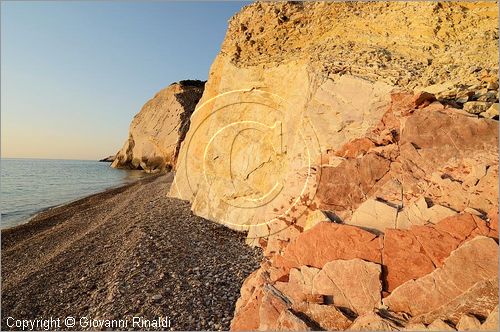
414 277 498 325
276 309 311 331
294 303 352 330
347 311 400 331
383 213 496 292
282 222 383 269
312 259 382 315
389 92 417 113
231 290 262 331
434 213 489 242
383 229 436 292
231 269 266 331
413 91 436 108
383 236 499 324
258 290 289 330
410 225 462 267
400 108 498 164
487 207 498 240
335 138 376 158
316 153 391 212
274 266 320 304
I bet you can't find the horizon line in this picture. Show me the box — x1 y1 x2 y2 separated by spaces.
1 157 103 161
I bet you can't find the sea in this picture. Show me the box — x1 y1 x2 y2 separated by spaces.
0 158 150 229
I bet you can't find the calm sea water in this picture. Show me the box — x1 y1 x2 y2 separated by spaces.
1 158 150 229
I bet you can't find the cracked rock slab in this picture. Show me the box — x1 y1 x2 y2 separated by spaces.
349 198 398 234
293 302 353 331
312 259 382 315
383 213 494 292
383 236 498 324
282 222 383 269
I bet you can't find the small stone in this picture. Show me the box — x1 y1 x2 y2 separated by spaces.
151 294 163 301
304 210 331 231
487 81 499 90
463 101 493 114
478 91 498 102
456 95 469 104
480 103 499 119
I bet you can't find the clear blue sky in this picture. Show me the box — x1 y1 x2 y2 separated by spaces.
1 1 248 160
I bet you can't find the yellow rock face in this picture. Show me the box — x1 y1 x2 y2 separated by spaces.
169 2 498 242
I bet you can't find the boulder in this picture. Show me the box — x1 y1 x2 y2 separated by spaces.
383 213 494 292
382 229 436 293
274 266 320 304
293 302 352 331
282 222 383 269
426 319 455 331
395 197 457 229
348 311 400 331
383 236 499 324
276 310 311 331
316 152 391 215
348 199 398 234
258 288 290 331
231 269 267 331
312 259 382 315
413 278 499 327
112 81 205 172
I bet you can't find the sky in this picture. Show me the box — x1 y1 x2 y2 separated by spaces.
1 1 248 160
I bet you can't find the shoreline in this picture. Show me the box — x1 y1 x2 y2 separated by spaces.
1 168 154 232
1 173 261 331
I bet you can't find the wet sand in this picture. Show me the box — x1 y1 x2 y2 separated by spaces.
1 173 261 331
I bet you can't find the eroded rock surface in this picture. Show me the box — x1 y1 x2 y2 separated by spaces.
112 80 205 172
161 2 498 331
384 236 498 324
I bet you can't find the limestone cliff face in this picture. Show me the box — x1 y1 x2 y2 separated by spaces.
166 2 498 331
170 1 498 237
220 2 498 89
112 80 205 172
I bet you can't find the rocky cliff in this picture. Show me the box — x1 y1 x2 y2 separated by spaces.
112 80 205 172
167 2 498 331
